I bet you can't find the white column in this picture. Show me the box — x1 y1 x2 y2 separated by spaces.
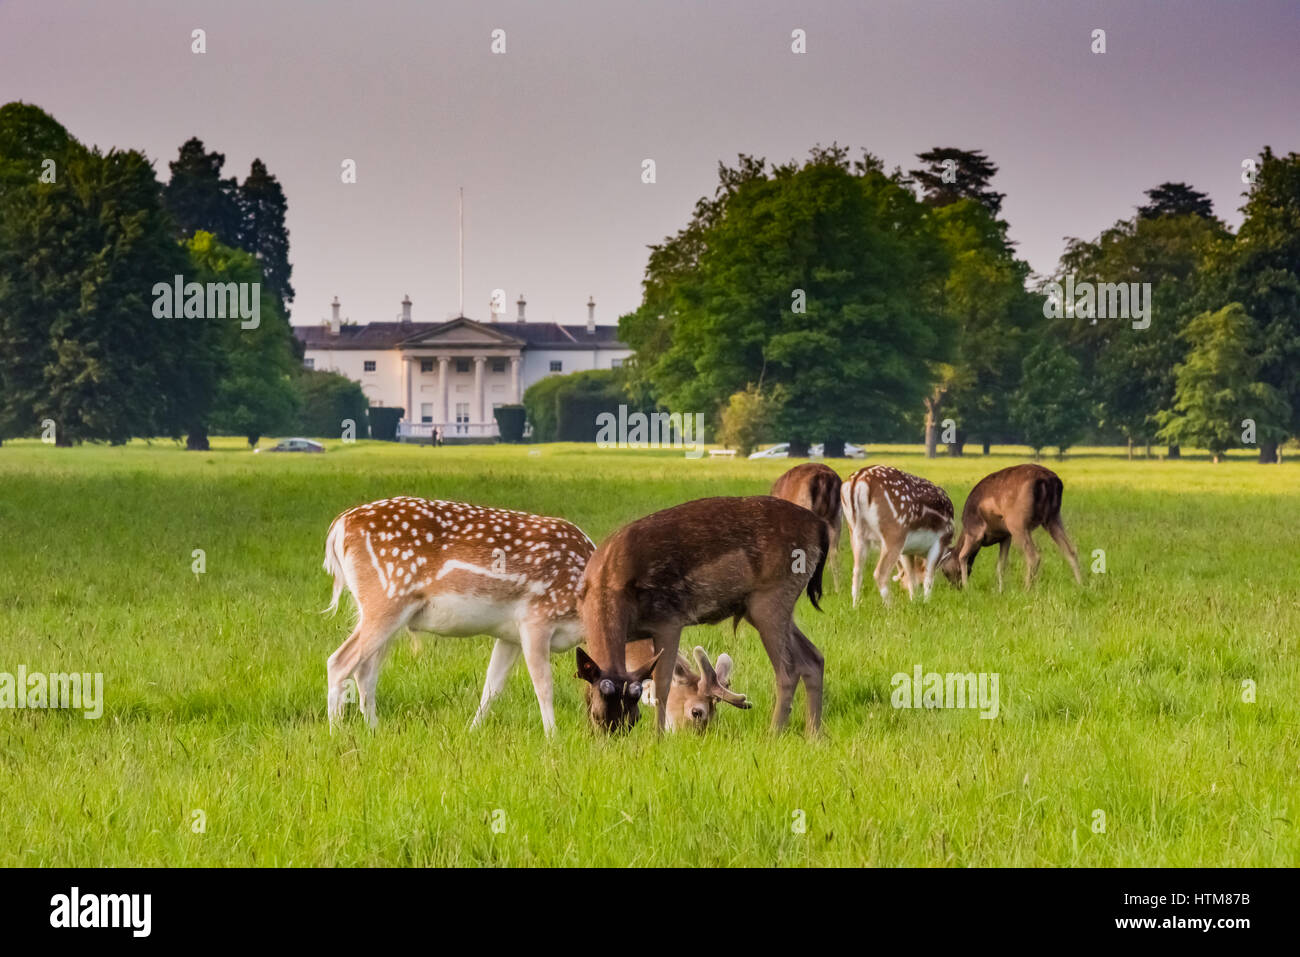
510 356 521 403
437 356 449 425
403 356 412 423
474 356 486 427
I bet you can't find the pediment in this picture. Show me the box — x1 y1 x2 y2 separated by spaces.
400 316 525 348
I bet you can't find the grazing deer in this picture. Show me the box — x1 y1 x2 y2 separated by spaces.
841 465 960 605
949 464 1082 590
576 496 827 734
619 642 749 731
771 463 843 591
322 496 593 734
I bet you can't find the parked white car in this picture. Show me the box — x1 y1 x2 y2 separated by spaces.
747 442 866 460
254 438 325 454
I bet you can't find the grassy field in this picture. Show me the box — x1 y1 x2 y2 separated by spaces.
0 438 1296 866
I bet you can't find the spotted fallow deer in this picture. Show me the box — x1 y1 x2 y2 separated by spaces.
576 496 827 734
841 465 960 605
322 496 593 734
948 463 1082 591
618 642 750 731
770 463 843 591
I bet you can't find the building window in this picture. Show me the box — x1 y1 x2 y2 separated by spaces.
420 359 434 373
420 403 433 424
455 402 470 433
491 358 506 374
550 360 563 373
611 358 623 368
363 360 376 373
455 358 471 374
303 357 315 369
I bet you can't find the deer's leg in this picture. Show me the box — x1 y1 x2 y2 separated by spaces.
1014 528 1041 589
470 638 522 730
354 651 384 729
828 519 842 593
1046 518 1083 584
849 526 866 607
897 556 917 600
519 620 558 736
747 599 799 732
957 537 977 589
326 604 414 730
873 540 905 605
650 626 684 732
995 539 1011 593
789 623 825 734
922 540 942 600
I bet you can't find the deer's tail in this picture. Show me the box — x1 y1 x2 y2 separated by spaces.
322 512 350 615
805 519 829 612
1033 474 1064 527
809 469 843 529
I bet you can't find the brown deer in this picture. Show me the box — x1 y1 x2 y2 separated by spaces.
322 496 593 734
841 465 961 605
948 464 1082 590
576 496 828 734
607 642 749 731
770 463 842 591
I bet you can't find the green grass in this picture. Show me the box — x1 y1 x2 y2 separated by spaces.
0 438 1296 866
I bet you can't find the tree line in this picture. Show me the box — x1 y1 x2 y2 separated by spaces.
0 102 367 447
616 144 1300 462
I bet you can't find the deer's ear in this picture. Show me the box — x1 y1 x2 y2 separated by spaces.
630 650 661 683
713 653 734 687
575 647 602 684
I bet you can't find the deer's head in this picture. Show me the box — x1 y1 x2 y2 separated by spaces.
576 647 659 732
937 545 966 587
656 646 750 731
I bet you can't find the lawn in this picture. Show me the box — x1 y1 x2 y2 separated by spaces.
0 438 1295 866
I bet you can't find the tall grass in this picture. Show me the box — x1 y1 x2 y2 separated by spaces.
0 439 1295 865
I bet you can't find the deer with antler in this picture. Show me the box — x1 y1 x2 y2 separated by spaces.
621 642 749 731
322 496 593 734
841 465 962 605
576 495 828 734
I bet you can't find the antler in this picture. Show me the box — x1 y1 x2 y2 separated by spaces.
693 646 750 709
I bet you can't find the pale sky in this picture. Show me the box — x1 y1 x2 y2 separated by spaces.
1 0 1296 328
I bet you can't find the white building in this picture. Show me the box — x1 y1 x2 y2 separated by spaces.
294 295 632 441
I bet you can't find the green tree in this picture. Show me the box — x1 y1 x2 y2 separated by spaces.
909 147 1005 217
620 146 949 450
237 158 295 310
1155 304 1288 463
718 384 779 456
1195 147 1300 462
0 104 207 445
1138 182 1216 221
1052 193 1226 458
1011 340 1091 458
293 369 369 439
185 232 299 446
926 198 1037 456
163 138 241 244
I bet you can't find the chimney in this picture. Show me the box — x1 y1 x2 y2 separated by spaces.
516 295 526 323
586 295 596 334
400 294 412 323
328 296 341 335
